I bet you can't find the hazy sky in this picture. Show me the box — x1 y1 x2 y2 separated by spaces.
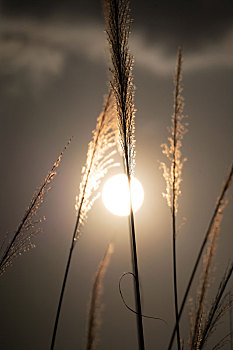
0 1 232 349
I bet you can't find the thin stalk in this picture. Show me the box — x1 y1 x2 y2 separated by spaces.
50 206 81 350
172 209 181 350
167 162 233 350
171 48 182 350
125 155 145 350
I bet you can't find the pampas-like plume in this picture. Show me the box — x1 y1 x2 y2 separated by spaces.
160 47 187 214
0 139 71 276
104 0 135 176
50 91 119 350
85 243 114 350
104 1 145 349
74 90 118 233
161 47 187 350
168 162 233 350
189 205 224 349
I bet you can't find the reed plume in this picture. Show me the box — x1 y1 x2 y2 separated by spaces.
50 90 119 350
74 91 118 232
168 162 233 350
104 0 135 175
104 1 145 349
85 243 114 350
161 47 187 350
189 203 225 349
0 140 71 276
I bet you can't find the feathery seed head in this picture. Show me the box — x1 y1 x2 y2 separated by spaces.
104 0 136 176
85 243 114 350
0 139 71 275
160 48 187 214
75 91 119 236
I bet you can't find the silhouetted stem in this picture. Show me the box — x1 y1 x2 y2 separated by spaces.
170 48 182 350
172 210 181 350
125 153 145 350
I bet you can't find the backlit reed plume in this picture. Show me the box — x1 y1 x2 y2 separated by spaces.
50 90 119 350
85 243 114 350
189 203 225 349
0 140 71 276
161 47 187 350
168 162 233 350
104 1 145 349
74 91 118 231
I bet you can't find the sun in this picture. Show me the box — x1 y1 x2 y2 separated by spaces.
102 174 144 216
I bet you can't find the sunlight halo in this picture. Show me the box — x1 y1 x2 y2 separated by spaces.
102 174 144 216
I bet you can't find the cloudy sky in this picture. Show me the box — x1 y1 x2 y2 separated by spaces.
0 1 232 349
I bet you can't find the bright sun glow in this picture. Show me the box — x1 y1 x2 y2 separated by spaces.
102 174 144 216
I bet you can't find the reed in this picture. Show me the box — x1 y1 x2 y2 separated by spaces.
161 47 187 350
167 163 233 350
189 199 226 349
85 243 114 350
50 91 119 350
104 0 145 349
0 139 71 276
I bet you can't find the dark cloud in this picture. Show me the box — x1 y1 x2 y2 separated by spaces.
2 0 233 54
1 0 102 20
0 0 233 89
132 1 233 53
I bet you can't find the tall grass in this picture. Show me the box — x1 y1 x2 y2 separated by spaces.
161 47 187 350
189 199 229 349
104 0 145 349
167 163 233 349
0 139 71 276
50 90 119 350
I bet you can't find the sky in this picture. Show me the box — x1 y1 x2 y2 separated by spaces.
0 0 233 349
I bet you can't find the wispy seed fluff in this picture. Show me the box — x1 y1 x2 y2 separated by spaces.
104 0 136 176
85 243 114 350
160 48 187 214
75 91 119 235
0 139 70 275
